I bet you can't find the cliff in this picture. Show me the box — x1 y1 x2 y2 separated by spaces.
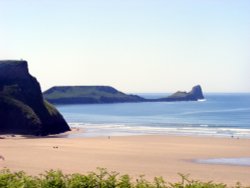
0 60 70 135
159 85 205 101
43 85 205 104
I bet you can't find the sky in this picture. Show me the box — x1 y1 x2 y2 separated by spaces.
0 0 250 93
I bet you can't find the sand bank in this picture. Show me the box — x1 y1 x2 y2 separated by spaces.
0 134 250 186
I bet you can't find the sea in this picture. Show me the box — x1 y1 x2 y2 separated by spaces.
56 93 250 139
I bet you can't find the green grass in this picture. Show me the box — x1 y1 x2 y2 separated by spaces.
43 86 143 104
44 100 60 116
43 86 133 100
0 168 248 188
0 95 41 125
44 86 115 99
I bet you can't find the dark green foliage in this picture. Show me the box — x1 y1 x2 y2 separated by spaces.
0 168 248 188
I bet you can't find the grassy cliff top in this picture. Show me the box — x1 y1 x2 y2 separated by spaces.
43 86 128 99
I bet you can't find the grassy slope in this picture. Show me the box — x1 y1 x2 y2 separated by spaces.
44 87 127 99
43 86 143 104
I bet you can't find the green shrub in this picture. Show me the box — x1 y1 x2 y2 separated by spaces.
0 168 248 188
153 177 166 188
67 173 96 188
40 170 66 188
118 175 133 188
0 169 39 188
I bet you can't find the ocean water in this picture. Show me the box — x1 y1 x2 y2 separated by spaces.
56 93 250 138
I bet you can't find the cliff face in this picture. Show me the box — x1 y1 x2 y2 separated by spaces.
161 85 205 101
189 85 204 100
0 60 70 135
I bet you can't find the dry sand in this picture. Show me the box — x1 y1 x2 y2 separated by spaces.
0 133 250 186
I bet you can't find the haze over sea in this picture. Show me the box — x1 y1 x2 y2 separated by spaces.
57 93 250 138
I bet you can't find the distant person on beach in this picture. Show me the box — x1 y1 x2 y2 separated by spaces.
0 155 4 160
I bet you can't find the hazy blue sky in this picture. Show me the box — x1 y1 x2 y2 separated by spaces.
1 0 249 93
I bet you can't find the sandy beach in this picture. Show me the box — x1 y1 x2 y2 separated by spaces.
0 133 250 186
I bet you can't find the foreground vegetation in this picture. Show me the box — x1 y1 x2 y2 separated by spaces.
0 168 247 188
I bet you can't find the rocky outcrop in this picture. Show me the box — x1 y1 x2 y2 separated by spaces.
44 85 205 104
0 60 70 135
160 85 205 101
189 85 205 100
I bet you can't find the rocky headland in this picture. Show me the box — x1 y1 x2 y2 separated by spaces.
0 60 70 136
44 85 205 104
155 85 204 102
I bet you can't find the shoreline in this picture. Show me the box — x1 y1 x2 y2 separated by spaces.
67 122 250 139
66 125 250 140
1 133 250 186
1 126 249 140
0 127 84 139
